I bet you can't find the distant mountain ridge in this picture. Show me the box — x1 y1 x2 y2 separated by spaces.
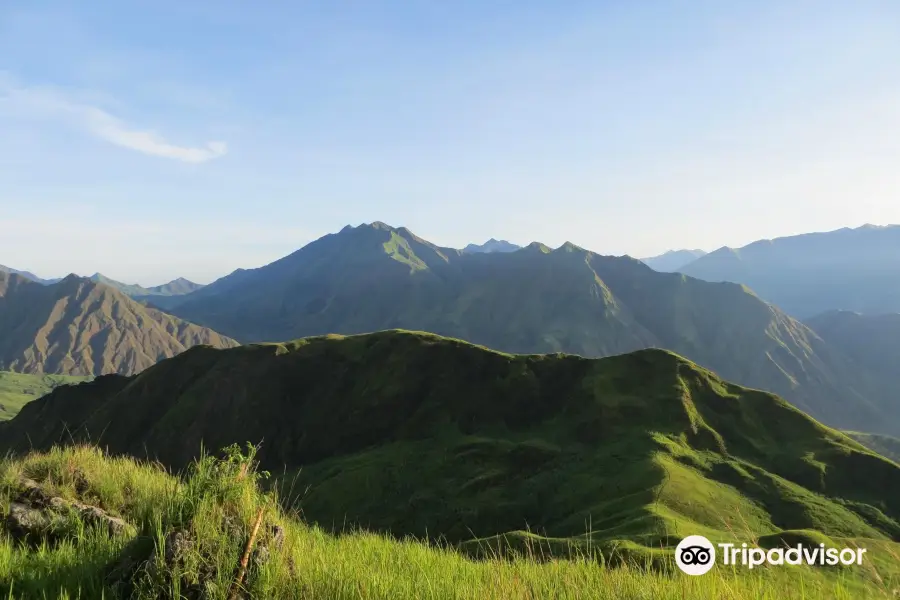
169 221 900 436
804 310 900 382
0 271 238 376
88 273 205 298
639 249 707 272
462 238 521 254
0 264 60 285
678 224 900 317
0 266 203 298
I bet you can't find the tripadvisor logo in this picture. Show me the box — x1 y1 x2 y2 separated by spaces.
676 535 717 575
675 535 867 576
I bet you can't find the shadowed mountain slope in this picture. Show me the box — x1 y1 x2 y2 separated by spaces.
805 310 900 381
169 222 898 435
2 331 898 556
0 272 238 376
678 224 900 317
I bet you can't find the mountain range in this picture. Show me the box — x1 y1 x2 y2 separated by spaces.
0 271 238 376
161 221 900 436
3 331 898 557
0 265 204 299
639 249 707 272
678 224 900 317
5 221 900 438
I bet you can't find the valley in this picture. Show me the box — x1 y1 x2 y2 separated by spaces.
0 371 88 421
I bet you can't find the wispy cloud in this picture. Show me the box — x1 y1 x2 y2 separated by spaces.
0 74 227 163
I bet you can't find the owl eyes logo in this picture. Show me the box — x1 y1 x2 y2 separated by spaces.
675 535 716 575
679 545 712 565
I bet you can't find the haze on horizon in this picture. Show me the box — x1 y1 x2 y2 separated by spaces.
2 1 900 285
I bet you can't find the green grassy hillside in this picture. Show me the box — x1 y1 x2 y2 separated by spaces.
0 371 88 421
168 222 899 436
2 330 898 589
4 446 894 599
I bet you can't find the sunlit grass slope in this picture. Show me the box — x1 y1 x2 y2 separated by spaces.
2 446 898 599
0 372 88 421
2 331 899 596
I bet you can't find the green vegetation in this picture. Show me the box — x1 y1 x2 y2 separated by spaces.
0 372 88 420
169 222 900 436
0 271 237 376
2 330 899 597
2 445 897 599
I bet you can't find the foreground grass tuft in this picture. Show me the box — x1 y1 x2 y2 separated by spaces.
0 445 896 599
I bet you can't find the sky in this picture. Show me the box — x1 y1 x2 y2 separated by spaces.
2 1 900 285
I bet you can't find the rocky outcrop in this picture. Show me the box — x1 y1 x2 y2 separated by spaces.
3 477 133 544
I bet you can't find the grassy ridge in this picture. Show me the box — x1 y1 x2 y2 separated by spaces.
2 446 897 599
0 372 88 421
2 331 898 582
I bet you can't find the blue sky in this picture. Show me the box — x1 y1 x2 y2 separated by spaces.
2 1 900 284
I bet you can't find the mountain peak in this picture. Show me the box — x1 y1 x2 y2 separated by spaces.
556 241 584 253
463 239 522 254
0 274 237 376
523 241 551 254
367 221 395 231
61 273 88 284
639 249 709 273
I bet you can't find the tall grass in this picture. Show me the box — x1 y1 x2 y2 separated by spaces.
0 445 894 599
